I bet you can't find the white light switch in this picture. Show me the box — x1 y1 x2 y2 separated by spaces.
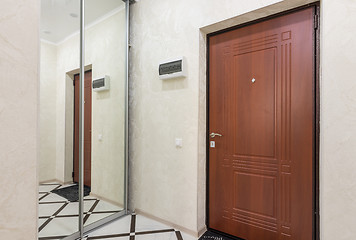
98 134 103 141
175 138 183 148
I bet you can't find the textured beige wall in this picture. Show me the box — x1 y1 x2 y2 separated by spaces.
0 0 39 239
39 41 57 182
129 0 288 234
128 0 356 238
320 1 356 239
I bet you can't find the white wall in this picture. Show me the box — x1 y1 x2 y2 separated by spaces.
0 0 39 238
39 41 57 182
129 0 356 238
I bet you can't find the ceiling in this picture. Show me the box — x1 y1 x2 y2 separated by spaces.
41 0 124 44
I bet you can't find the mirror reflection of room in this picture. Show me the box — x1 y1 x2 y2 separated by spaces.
38 0 81 238
83 0 126 226
38 0 126 238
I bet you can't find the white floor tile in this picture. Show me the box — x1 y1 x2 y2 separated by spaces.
38 193 47 199
58 200 96 216
39 202 65 217
135 215 173 232
38 216 79 237
39 192 68 202
38 218 47 227
87 215 131 236
84 212 116 226
135 231 177 240
83 199 99 212
39 184 61 192
88 236 129 240
88 199 123 212
57 201 80 216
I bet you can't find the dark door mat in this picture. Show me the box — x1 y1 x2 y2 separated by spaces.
199 230 242 240
51 184 91 202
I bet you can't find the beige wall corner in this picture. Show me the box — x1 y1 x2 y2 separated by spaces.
320 1 356 239
0 0 39 239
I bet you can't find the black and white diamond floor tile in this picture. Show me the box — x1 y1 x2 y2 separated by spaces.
38 183 197 240
86 214 196 240
38 183 122 239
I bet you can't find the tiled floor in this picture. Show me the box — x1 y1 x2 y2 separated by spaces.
38 183 123 239
39 183 198 240
86 214 198 240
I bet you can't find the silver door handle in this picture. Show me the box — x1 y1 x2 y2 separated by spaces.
210 132 223 138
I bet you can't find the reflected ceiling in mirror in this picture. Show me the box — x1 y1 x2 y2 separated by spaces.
40 0 124 44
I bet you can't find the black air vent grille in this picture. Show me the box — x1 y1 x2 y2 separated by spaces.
93 78 105 89
159 60 182 75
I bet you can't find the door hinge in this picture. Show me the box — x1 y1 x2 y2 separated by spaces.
314 15 319 29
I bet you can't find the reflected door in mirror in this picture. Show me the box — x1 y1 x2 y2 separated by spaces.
74 70 92 187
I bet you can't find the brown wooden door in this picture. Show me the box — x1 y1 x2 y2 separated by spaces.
209 8 315 240
74 70 92 187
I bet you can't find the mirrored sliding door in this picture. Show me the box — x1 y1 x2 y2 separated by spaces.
39 0 129 239
39 0 81 239
81 0 127 228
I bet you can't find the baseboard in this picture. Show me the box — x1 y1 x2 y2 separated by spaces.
134 209 206 238
198 226 207 237
39 179 64 184
63 180 74 185
39 179 77 185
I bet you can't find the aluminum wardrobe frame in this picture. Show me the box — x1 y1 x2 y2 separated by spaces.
62 0 131 239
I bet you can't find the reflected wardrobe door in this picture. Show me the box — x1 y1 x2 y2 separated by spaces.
39 0 81 239
82 0 127 228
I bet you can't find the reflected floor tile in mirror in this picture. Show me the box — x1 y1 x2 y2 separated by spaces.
38 183 78 239
39 216 79 239
83 195 123 226
38 182 123 239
